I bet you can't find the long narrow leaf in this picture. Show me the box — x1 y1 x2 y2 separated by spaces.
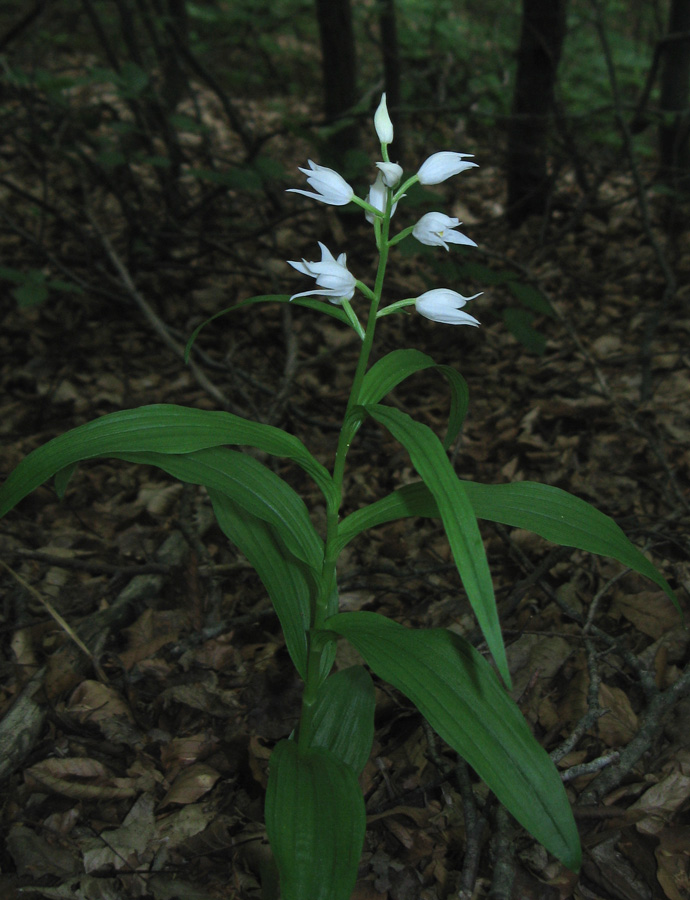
308 666 375 774
0 404 337 514
208 491 310 678
360 349 469 448
327 611 581 871
363 403 510 686
265 740 366 900
185 294 351 360
337 480 678 610
111 447 323 571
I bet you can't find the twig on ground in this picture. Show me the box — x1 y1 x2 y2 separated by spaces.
552 637 605 764
266 304 300 425
488 806 515 900
583 568 631 633
87 211 236 411
561 750 621 783
1 561 108 682
580 662 690 803
455 759 487 900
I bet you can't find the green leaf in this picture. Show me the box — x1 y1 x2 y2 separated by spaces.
265 740 366 900
111 447 323 572
326 612 581 871
189 166 262 191
185 295 351 361
13 279 49 309
308 666 375 774
362 404 510 687
117 62 149 98
506 281 555 316
0 404 337 515
337 480 678 611
45 278 84 295
455 261 517 285
208 491 310 678
0 266 33 285
360 349 469 449
503 308 547 356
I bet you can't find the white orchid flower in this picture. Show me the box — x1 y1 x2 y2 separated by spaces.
413 212 477 251
374 93 394 144
287 160 354 206
375 161 403 187
415 288 481 325
417 152 477 185
287 242 357 304
365 173 399 224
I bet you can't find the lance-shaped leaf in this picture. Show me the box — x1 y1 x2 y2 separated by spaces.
265 740 366 900
208 490 311 678
0 404 337 515
185 295 352 361
326 611 581 871
360 349 469 448
337 481 678 611
307 666 375 774
363 403 510 687
111 447 323 572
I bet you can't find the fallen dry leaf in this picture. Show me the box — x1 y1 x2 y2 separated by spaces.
158 762 220 807
610 590 680 640
25 758 138 800
631 771 690 835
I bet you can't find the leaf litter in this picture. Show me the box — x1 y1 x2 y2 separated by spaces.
0 86 688 900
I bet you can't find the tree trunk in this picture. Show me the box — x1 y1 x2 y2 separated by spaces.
315 0 358 160
506 0 568 225
658 0 690 190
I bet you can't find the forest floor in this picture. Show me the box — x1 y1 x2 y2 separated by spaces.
1 91 690 900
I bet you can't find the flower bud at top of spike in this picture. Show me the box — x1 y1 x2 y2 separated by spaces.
417 152 477 185
374 94 394 144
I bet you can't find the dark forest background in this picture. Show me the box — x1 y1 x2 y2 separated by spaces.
1 0 688 380
1 3 689 900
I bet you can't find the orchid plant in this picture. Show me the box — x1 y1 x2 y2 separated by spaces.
0 96 678 900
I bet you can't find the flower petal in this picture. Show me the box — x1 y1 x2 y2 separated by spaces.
417 152 477 185
415 288 482 325
375 162 403 187
288 242 357 303
413 212 477 251
287 160 354 206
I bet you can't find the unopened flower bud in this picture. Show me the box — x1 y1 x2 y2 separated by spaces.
374 93 394 144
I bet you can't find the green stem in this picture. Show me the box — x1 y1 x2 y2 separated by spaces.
298 188 393 753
